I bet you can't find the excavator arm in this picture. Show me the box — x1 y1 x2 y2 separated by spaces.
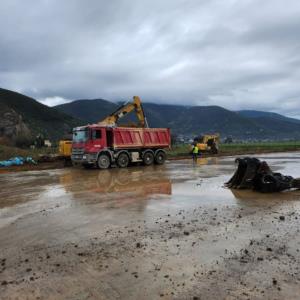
98 96 148 127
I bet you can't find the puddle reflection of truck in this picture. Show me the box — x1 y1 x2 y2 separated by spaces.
71 96 171 169
94 169 172 196
60 167 172 206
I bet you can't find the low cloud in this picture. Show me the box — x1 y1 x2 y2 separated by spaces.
38 96 71 107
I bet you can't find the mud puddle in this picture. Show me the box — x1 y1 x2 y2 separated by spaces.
1 153 300 299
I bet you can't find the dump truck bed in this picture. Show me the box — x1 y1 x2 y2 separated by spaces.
111 127 171 149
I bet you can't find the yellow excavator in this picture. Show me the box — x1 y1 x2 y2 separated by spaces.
58 96 148 158
192 133 220 154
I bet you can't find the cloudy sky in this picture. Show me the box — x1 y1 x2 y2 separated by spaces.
0 0 300 117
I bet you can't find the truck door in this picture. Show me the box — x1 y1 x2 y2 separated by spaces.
106 129 113 147
91 128 106 149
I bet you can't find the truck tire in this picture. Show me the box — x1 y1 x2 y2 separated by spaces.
155 151 166 165
97 154 110 169
143 152 154 166
117 153 129 168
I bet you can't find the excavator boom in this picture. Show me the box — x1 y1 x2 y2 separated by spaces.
98 96 148 127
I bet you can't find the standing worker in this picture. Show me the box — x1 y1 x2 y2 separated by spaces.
192 143 199 163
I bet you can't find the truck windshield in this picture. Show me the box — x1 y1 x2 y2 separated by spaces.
73 129 89 142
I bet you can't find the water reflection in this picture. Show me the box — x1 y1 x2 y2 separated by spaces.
195 157 219 166
230 188 300 204
60 166 172 205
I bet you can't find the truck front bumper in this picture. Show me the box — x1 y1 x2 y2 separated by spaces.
71 153 97 164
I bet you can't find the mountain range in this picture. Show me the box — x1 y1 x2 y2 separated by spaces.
56 99 300 140
1 87 300 144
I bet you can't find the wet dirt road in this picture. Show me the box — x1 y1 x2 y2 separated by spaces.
1 153 300 300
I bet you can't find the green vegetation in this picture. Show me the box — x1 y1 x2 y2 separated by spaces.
167 144 191 157
168 141 300 158
220 141 300 154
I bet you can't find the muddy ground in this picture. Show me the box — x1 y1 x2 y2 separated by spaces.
1 153 300 299
0 159 70 174
2 148 300 174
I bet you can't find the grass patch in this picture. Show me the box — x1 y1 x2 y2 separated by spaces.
167 144 191 157
2 141 300 162
220 141 300 154
168 141 300 157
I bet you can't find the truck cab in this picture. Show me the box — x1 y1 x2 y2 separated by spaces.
72 125 112 167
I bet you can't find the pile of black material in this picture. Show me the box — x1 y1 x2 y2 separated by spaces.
225 157 300 193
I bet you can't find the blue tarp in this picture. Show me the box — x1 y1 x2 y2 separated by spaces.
0 156 37 167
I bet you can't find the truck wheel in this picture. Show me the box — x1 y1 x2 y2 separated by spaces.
143 152 154 166
97 154 110 169
155 151 166 165
117 153 129 168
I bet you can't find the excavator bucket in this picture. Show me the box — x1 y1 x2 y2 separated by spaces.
226 157 261 189
225 157 300 193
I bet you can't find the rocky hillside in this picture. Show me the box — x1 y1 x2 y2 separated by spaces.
0 88 82 144
0 101 31 145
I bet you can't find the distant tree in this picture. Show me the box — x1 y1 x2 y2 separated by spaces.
224 136 233 144
14 134 34 148
34 134 45 148
171 134 179 146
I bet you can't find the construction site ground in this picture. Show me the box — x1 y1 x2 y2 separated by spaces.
1 152 300 299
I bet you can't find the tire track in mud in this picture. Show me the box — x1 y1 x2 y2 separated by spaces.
1 201 300 299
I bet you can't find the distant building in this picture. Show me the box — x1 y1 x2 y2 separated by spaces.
44 140 52 147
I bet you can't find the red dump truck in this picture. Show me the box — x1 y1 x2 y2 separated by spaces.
71 125 171 169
